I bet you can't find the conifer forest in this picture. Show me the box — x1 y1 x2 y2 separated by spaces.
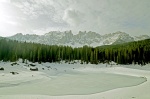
0 38 150 65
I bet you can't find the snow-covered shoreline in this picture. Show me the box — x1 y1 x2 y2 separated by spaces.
0 61 150 99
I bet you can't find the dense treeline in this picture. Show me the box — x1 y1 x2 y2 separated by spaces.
0 38 150 65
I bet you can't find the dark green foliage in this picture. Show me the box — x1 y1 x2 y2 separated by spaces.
10 72 19 75
29 64 36 67
0 67 4 70
30 67 38 71
96 39 150 65
0 38 150 65
11 62 18 66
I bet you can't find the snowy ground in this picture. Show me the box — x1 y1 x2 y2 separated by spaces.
0 60 150 99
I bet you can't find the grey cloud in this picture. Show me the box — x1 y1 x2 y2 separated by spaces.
0 0 150 37
63 9 85 26
12 0 55 18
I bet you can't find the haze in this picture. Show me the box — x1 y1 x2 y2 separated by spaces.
0 0 150 37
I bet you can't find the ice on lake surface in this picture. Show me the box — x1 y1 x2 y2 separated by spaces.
0 62 146 95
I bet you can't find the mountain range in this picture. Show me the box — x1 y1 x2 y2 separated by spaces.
7 31 150 47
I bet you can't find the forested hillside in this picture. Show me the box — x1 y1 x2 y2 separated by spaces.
0 38 150 65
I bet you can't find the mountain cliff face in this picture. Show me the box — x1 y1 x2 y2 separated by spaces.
8 31 150 47
134 35 150 41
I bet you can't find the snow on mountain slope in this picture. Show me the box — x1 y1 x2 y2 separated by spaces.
134 35 150 41
8 31 149 47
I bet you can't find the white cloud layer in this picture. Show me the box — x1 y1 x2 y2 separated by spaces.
0 0 150 36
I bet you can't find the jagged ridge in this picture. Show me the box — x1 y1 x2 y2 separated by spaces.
8 31 150 47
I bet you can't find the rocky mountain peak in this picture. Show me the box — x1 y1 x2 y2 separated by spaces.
8 31 149 47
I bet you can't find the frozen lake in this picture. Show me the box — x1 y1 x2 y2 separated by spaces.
0 61 149 99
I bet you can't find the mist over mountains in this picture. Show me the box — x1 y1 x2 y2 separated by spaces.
8 31 150 47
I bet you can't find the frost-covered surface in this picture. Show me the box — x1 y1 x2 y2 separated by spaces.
0 60 150 99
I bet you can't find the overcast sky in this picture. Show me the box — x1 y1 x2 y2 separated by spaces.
0 0 150 37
